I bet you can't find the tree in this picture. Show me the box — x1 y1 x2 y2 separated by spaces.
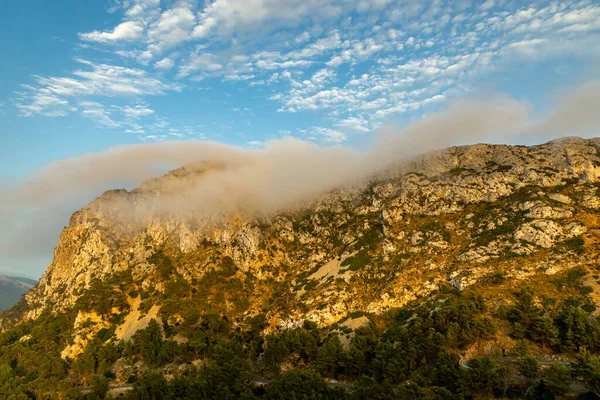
573 348 600 397
264 369 345 400
495 364 516 398
133 319 163 365
350 376 395 400
127 371 171 400
531 315 560 350
465 357 496 395
543 363 571 396
518 356 539 397
88 375 109 399
316 335 344 378
396 382 425 400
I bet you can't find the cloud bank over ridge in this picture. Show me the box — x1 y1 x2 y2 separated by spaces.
2 79 600 276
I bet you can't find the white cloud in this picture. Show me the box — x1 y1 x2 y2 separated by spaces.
79 21 144 43
335 116 371 133
295 31 311 44
14 92 75 117
121 104 155 119
481 0 494 11
246 140 264 148
155 57 176 69
147 5 196 55
506 38 547 56
192 0 344 39
18 0 600 141
124 122 145 134
150 119 170 131
289 31 342 59
74 100 159 134
177 52 223 78
302 126 347 143
15 59 180 117
79 101 121 128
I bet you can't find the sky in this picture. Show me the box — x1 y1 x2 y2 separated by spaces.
0 0 599 278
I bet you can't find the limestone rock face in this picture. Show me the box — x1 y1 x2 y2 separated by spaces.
12 137 600 333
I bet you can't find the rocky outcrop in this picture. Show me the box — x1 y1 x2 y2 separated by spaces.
14 137 600 336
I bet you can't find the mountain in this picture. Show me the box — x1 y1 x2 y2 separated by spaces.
0 274 36 312
3 137 600 398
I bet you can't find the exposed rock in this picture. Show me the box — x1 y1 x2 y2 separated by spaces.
62 311 110 359
514 220 564 248
12 137 600 338
115 297 162 341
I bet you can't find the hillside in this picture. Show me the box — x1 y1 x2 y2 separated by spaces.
0 274 36 312
3 137 600 398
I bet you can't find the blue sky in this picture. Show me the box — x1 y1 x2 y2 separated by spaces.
2 0 599 181
0 0 599 277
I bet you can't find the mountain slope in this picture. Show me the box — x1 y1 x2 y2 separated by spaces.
19 137 600 325
3 137 600 398
0 275 36 312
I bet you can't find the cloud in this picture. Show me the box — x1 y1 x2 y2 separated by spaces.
6 79 599 208
301 127 348 143
65 0 600 137
79 21 144 43
74 101 159 133
3 79 600 276
335 116 371 133
192 0 345 39
177 52 223 78
14 92 75 117
480 0 494 11
525 80 600 137
14 59 180 118
155 57 176 69
147 5 196 55
79 101 121 128
246 140 264 148
121 104 155 119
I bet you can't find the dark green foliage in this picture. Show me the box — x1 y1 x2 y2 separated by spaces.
131 318 181 366
74 270 133 318
126 341 256 399
562 236 585 254
315 335 344 377
264 369 346 399
5 269 600 399
149 249 175 278
350 376 396 400
555 306 600 352
573 348 600 397
128 371 171 400
262 327 320 374
543 363 571 395
220 256 239 277
0 310 79 397
340 250 370 271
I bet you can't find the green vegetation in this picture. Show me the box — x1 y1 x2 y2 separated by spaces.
340 250 370 271
4 273 600 399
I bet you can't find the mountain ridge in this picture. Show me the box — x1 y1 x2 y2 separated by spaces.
4 137 600 397
0 274 37 312
12 137 600 324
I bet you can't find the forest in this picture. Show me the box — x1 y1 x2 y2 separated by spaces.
2 266 600 399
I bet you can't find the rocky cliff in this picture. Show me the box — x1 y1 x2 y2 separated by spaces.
8 137 600 352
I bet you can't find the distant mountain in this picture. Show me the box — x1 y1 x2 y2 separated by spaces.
0 275 36 312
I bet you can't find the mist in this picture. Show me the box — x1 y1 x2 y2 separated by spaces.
1 79 600 277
